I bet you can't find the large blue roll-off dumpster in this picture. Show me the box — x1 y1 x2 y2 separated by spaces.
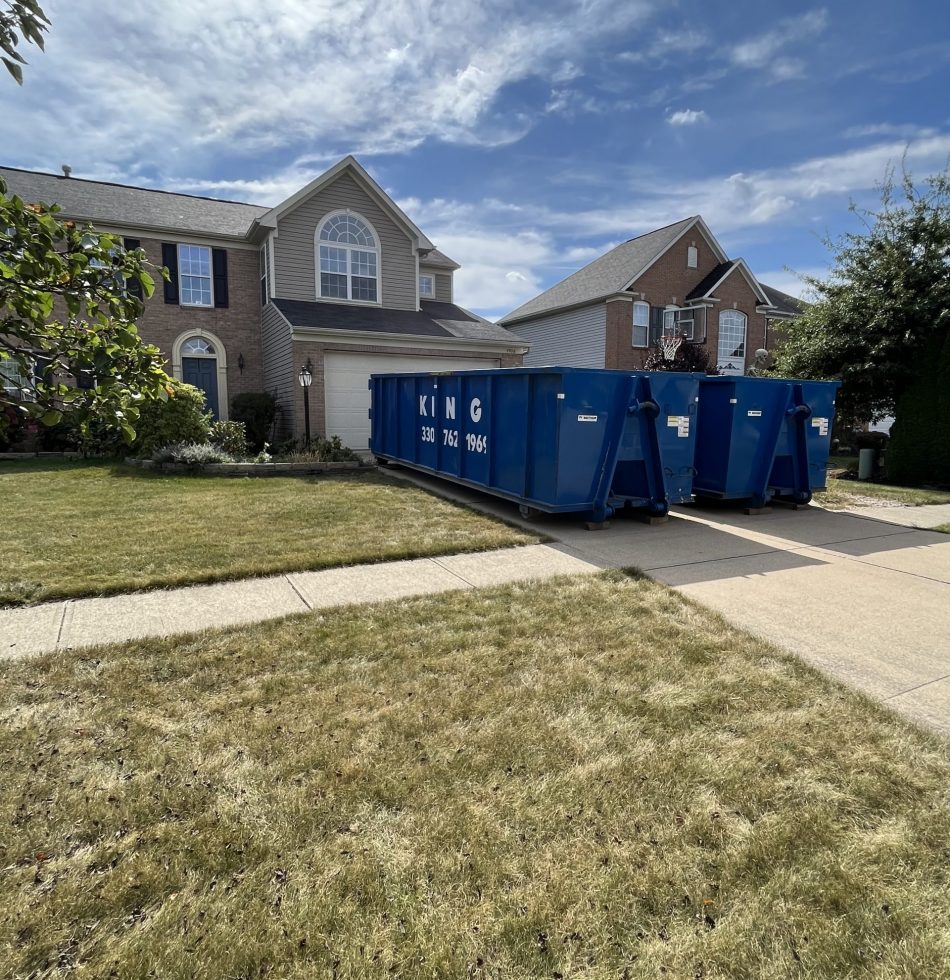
693 376 841 509
370 366 702 524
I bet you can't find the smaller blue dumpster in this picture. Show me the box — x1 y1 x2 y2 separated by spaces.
693 376 841 508
370 366 702 524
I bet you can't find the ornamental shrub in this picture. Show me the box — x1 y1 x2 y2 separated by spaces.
230 392 276 451
132 379 211 457
152 442 234 466
209 419 248 458
285 435 360 462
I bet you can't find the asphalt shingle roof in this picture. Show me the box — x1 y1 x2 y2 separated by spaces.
420 248 460 270
0 167 269 239
499 216 696 325
274 298 524 345
685 261 736 301
759 283 804 317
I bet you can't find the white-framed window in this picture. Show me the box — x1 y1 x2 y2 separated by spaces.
181 337 216 356
178 244 213 307
419 274 435 298
316 212 379 304
0 357 34 401
718 309 748 374
687 244 698 268
632 301 650 347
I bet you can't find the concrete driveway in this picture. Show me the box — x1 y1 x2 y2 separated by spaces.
391 470 950 737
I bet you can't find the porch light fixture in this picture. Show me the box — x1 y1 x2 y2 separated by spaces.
238 353 245 374
299 359 314 445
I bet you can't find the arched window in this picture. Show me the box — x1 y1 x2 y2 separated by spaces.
181 337 215 356
316 212 379 303
717 309 748 375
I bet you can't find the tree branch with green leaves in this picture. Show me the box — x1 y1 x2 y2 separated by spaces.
1 0 49 84
1 176 172 444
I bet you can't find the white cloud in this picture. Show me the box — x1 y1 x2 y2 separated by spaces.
667 108 708 126
1 0 655 176
730 8 828 81
619 27 709 63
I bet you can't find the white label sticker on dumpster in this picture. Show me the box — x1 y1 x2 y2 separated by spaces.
747 409 762 417
577 414 598 422
677 418 690 438
812 416 829 435
667 415 682 427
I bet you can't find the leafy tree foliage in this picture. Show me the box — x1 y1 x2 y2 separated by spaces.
1 0 49 83
775 166 950 425
1 176 171 443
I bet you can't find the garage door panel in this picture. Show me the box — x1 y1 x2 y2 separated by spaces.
324 351 499 449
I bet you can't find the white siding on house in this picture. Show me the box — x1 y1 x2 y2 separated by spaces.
273 171 417 311
517 304 607 368
261 304 294 436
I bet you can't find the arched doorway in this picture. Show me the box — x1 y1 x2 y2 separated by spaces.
172 329 229 420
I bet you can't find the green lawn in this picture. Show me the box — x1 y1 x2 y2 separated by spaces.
0 460 536 606
817 476 950 510
1 574 949 978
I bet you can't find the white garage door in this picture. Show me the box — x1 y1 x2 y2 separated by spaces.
324 351 500 449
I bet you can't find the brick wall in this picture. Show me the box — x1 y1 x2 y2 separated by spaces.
603 227 771 373
129 237 264 418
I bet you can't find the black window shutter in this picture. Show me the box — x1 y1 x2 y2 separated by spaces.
212 248 229 308
123 238 143 298
162 243 179 304
650 305 664 344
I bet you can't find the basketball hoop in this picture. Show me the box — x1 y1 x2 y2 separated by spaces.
660 334 683 362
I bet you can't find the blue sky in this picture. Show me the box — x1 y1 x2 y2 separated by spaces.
3 0 950 319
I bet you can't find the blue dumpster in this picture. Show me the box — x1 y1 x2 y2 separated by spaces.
370 366 702 524
693 376 841 508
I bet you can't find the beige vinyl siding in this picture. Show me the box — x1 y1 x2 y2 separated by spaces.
517 304 607 368
420 266 453 303
273 172 417 311
261 303 295 437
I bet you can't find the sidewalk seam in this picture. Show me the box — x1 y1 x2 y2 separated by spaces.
55 601 70 649
284 575 313 611
427 556 477 588
883 670 950 702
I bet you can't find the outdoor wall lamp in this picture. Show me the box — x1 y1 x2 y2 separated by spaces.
299 358 314 444
238 353 245 374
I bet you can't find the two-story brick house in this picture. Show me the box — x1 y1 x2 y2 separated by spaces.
1 156 527 449
499 215 801 374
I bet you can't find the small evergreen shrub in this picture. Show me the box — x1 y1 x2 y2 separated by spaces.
230 392 277 451
132 380 211 457
209 420 248 458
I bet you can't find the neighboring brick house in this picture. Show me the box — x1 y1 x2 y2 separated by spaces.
0 156 527 449
499 216 801 375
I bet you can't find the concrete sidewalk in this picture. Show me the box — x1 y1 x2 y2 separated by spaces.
0 545 600 660
844 502 950 529
386 470 950 737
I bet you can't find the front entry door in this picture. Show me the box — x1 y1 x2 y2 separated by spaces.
182 356 219 420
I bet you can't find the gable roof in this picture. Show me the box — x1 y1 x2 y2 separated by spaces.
499 216 727 326
759 282 804 317
253 155 434 250
685 257 772 306
420 248 460 270
0 166 268 239
273 298 524 346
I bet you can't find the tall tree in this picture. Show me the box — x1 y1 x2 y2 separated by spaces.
1 0 49 83
1 178 171 444
775 165 950 427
